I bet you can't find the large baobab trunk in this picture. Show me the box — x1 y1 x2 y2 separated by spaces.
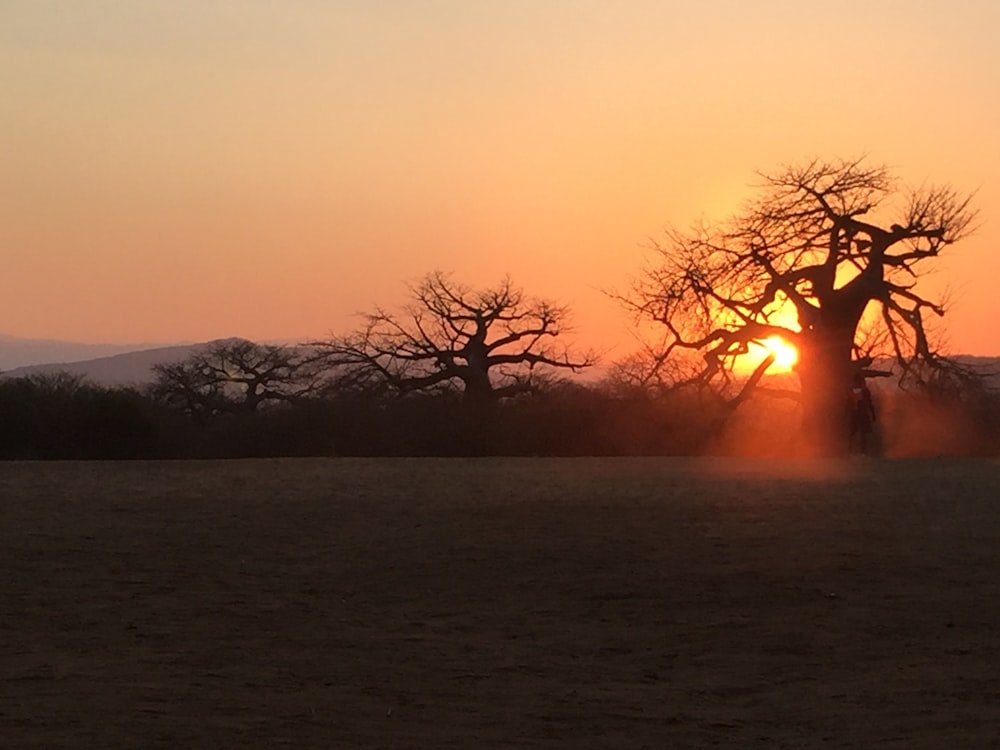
460 340 496 406
796 325 856 457
457 364 497 456
461 367 495 406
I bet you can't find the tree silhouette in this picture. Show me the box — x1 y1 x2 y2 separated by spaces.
317 272 596 405
621 157 978 454
151 338 322 419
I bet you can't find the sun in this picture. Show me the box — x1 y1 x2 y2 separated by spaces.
757 335 799 372
737 335 799 374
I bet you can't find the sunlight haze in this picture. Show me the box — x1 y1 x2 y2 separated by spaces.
2 0 998 355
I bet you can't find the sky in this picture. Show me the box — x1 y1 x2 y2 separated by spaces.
2 0 998 357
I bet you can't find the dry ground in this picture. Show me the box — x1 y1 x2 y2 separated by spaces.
2 457 999 748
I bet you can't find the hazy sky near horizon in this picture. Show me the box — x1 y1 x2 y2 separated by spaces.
2 1 998 355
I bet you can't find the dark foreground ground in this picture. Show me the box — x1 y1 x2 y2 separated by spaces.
2 457 999 748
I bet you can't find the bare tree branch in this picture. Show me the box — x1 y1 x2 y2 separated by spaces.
313 272 597 404
151 339 324 418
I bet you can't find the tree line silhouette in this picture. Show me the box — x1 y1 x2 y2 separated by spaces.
1 347 997 460
3 158 998 459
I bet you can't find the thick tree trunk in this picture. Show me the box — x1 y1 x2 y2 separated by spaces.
461 367 495 406
796 328 855 457
457 367 496 456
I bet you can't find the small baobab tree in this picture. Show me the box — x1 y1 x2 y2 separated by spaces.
151 338 323 419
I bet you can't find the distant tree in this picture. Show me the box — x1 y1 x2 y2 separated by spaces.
315 272 596 405
150 338 322 420
620 157 978 454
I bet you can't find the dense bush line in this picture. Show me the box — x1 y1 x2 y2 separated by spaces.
0 372 997 459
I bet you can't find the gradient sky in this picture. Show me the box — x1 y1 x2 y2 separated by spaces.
2 0 998 356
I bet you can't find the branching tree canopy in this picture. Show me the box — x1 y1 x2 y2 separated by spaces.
316 271 596 404
151 338 322 419
622 157 978 454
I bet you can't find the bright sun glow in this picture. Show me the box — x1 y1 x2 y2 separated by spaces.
761 335 799 370
738 335 799 374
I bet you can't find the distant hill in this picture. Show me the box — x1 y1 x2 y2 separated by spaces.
1 343 205 388
879 356 1000 389
0 334 177 372
957 356 1000 379
0 337 315 389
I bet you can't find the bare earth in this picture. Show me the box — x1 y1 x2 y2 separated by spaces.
2 457 999 748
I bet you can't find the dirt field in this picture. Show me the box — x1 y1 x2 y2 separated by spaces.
2 457 999 748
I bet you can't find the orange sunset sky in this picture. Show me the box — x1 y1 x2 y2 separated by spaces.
2 1 998 357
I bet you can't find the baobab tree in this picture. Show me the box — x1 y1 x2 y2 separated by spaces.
622 157 978 455
316 271 596 405
151 338 322 419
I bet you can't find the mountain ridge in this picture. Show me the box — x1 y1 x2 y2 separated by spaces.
0 334 185 372
0 336 312 388
1 343 212 387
